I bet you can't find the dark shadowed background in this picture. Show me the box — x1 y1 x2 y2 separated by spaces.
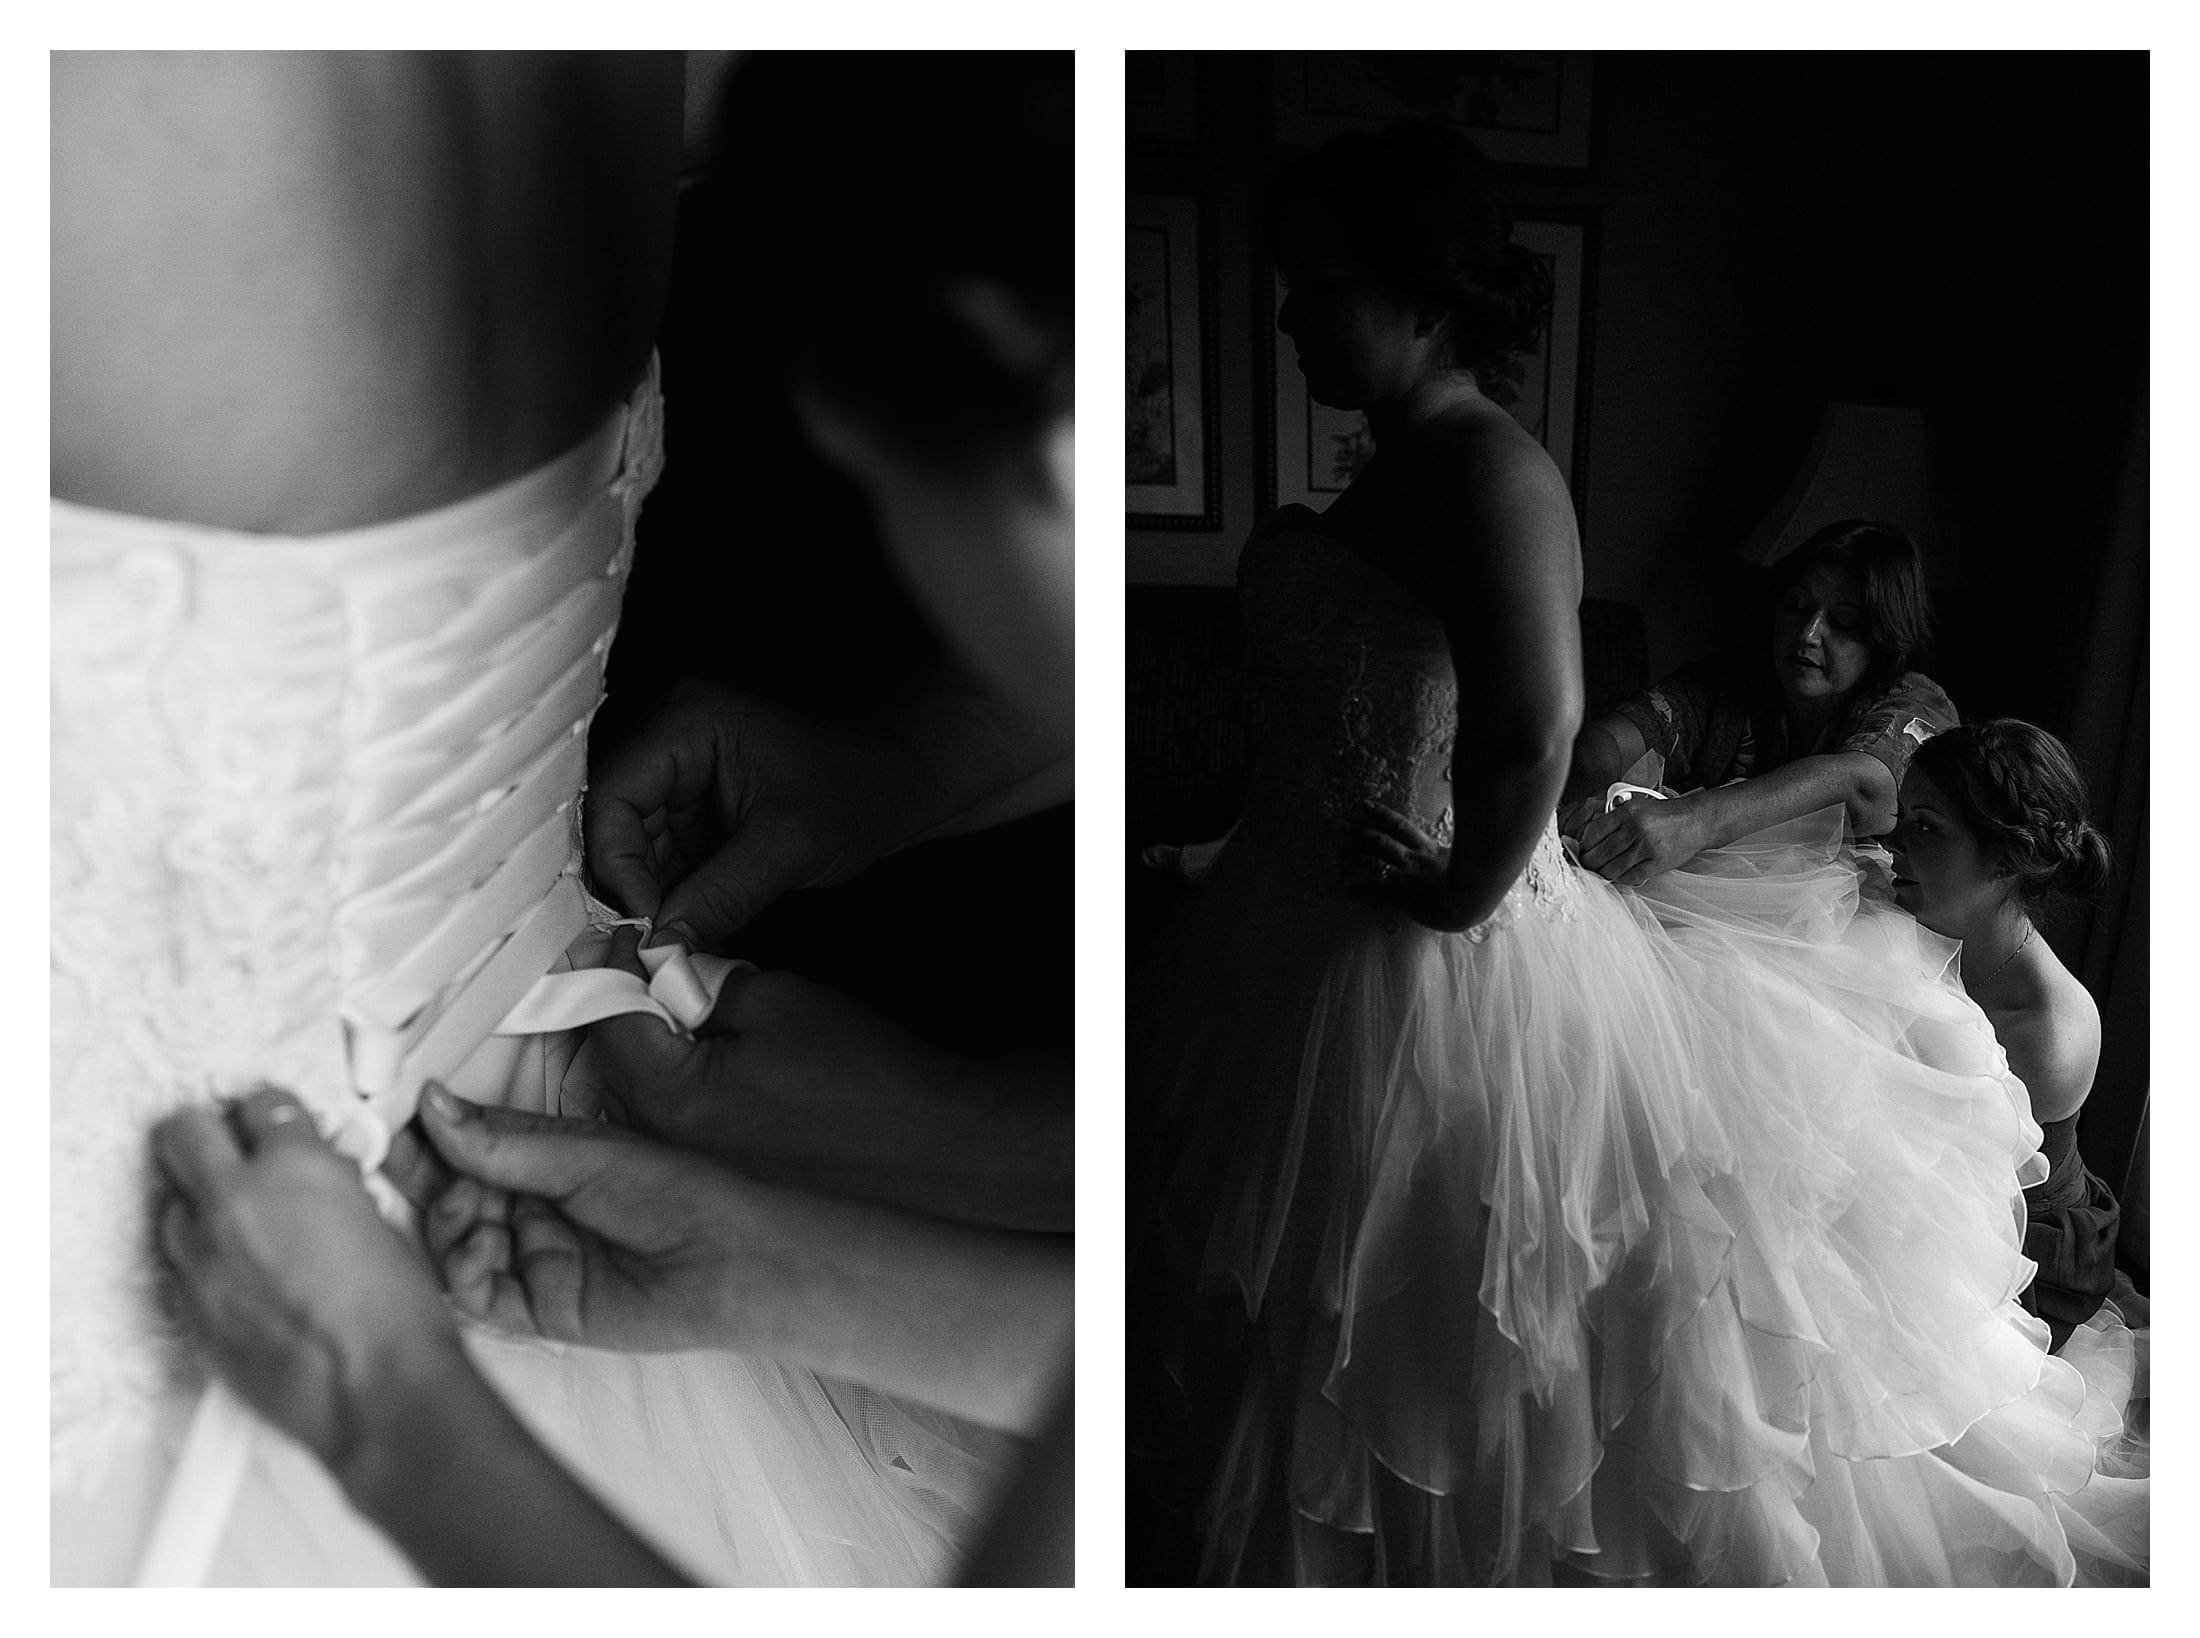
595 52 1074 1055
1127 41 2148 1374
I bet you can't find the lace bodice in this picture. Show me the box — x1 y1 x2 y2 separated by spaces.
1233 515 1580 941
51 367 661 1492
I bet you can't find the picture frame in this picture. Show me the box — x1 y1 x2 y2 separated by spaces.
1264 211 1592 518
1128 190 1222 530
1270 51 1595 173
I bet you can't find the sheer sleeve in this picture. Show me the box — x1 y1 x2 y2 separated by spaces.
1836 670 1960 787
1611 660 1718 790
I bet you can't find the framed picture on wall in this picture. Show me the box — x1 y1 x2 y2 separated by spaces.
1271 51 1594 172
1264 211 1592 517
1128 190 1221 530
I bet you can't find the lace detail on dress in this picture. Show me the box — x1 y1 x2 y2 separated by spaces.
1235 526 1581 939
1461 819 1585 944
53 534 354 1490
1238 530 1453 858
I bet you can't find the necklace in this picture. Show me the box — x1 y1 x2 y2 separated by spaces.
1969 922 2035 990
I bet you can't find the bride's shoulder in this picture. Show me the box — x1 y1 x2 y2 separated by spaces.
1378 410 1577 592
1992 965 2101 1122
1395 408 1570 523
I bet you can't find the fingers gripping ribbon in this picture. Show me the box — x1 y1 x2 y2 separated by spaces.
1558 782 1670 867
134 920 746 1588
324 918 749 1184
496 923 749 1040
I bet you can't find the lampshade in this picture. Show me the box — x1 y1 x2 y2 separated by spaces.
1738 403 1953 582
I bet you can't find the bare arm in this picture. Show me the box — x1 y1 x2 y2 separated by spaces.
407 1091 1074 1434
1679 747 1896 846
152 1091 694 1586
732 1191 1072 1432
1562 711 1650 806
890 669 1074 846
727 1045 1073 1233
1578 747 1893 885
1425 436 1585 928
339 1343 691 1586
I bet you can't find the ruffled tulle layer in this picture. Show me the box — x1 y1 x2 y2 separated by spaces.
1139 811 2147 1585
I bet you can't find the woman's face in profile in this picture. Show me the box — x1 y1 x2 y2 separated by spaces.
1273 205 1426 412
1888 766 2000 933
1771 563 1875 709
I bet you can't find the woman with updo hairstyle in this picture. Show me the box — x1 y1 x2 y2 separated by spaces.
1892 720 2123 1351
1269 121 1552 390
1132 117 2144 1585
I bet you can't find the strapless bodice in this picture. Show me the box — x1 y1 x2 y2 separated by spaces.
51 363 661 1496
1229 511 1577 938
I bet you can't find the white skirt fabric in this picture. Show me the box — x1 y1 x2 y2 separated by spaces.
1139 809 2146 1585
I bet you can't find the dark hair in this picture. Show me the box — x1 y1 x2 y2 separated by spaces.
1767 519 1934 689
1268 122 1552 381
1907 719 2113 912
714 52 1071 457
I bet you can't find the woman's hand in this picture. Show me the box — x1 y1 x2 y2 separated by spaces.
392 1083 1071 1431
1556 793 1606 845
587 931 1071 1232
1575 792 1709 885
1340 799 1475 932
584 681 913 950
588 940 961 1155
385 1086 763 1355
152 1087 466 1472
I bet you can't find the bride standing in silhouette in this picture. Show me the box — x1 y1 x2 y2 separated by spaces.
1130 121 2144 1586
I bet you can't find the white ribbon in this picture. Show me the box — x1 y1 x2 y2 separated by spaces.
494 933 750 1038
133 926 744 1587
1603 781 1670 812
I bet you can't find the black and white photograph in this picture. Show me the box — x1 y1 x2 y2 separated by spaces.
1128 189 1220 528
51 49 1072 1587
1127 48 2148 1586
43 30 2173 1602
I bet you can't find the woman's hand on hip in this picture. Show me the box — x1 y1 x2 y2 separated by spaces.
151 1087 464 1471
1339 799 1474 932
1576 792 1708 885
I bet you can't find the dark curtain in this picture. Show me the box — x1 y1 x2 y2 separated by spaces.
2063 399 2147 1282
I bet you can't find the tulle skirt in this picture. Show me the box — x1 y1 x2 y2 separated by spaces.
1133 810 2147 1585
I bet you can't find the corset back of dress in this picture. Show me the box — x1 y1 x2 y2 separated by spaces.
50 366 661 1495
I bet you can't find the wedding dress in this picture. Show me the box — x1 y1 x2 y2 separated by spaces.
1132 508 2146 1585
52 361 1006 1585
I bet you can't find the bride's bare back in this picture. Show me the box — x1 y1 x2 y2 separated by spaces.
52 51 684 534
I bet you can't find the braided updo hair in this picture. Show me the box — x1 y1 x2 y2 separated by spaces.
1269 122 1553 381
1907 719 2113 913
